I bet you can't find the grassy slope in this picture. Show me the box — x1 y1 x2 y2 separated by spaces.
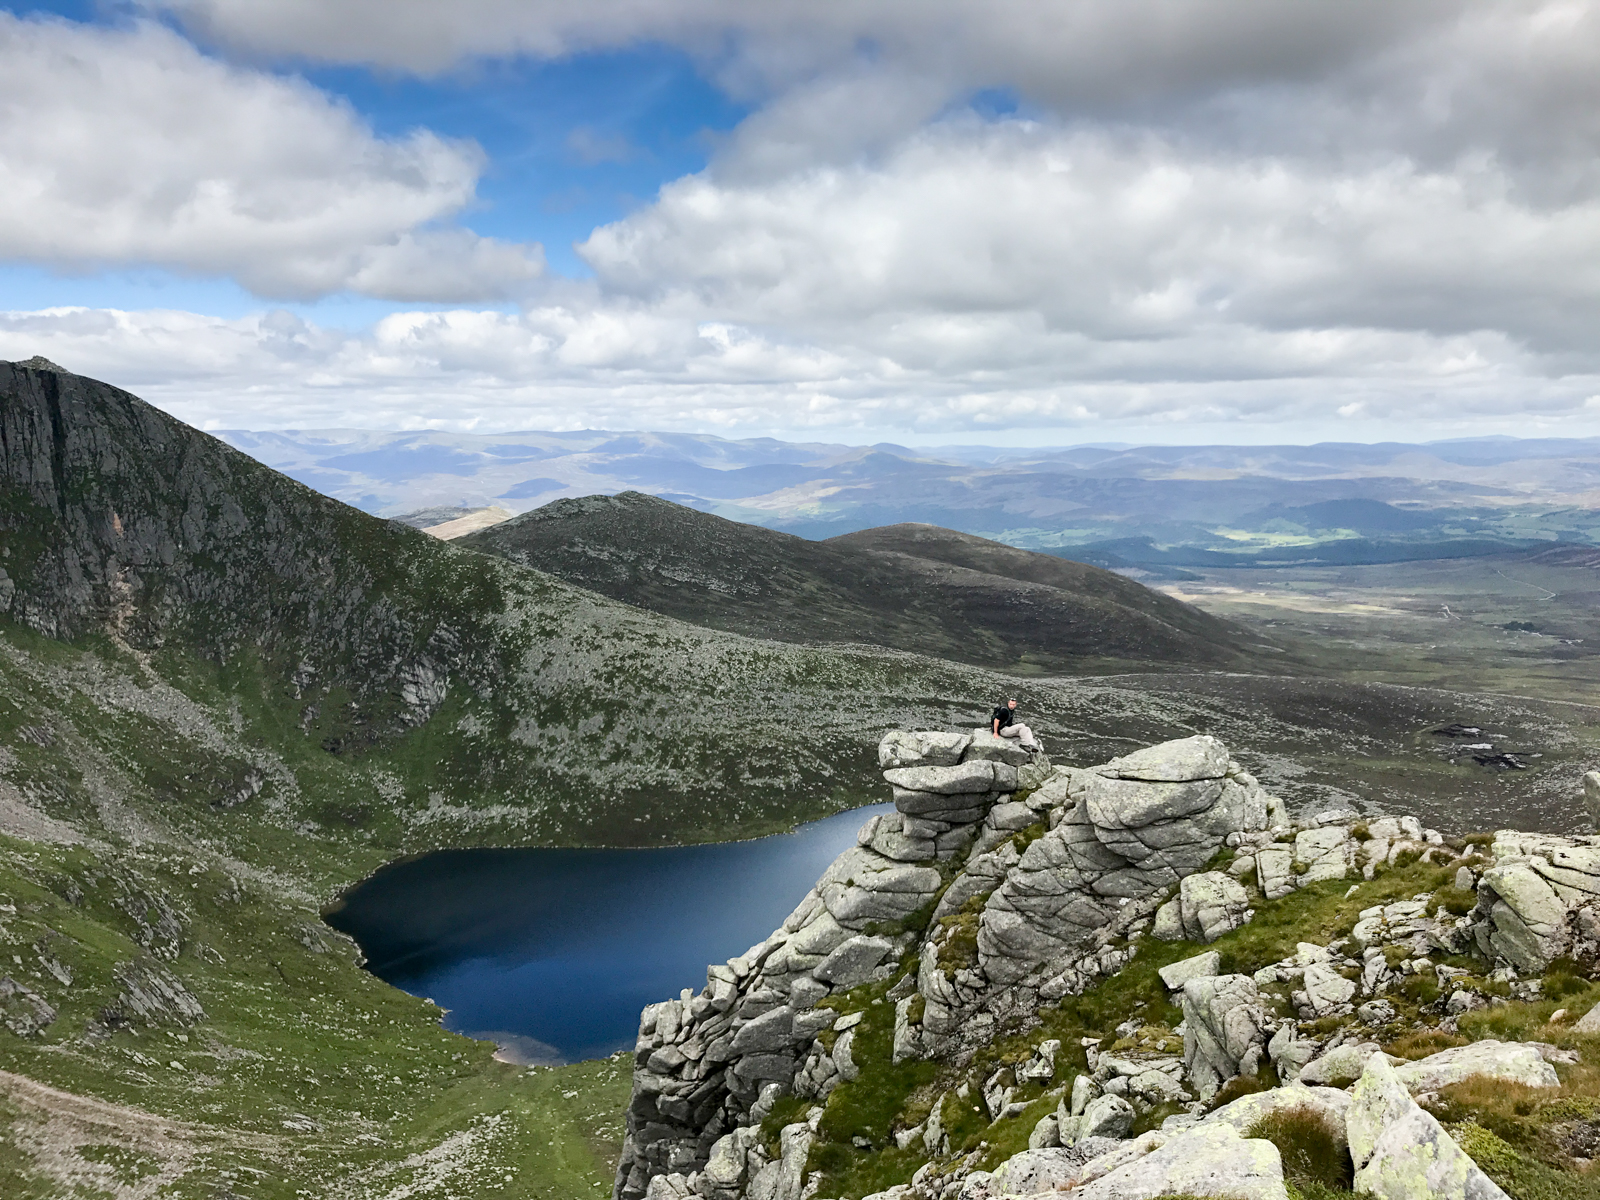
793 848 1600 1200
458 492 1249 676
1 365 1598 1193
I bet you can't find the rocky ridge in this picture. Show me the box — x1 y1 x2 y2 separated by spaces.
620 731 1600 1200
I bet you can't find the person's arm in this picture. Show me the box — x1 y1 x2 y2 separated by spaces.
992 717 1000 736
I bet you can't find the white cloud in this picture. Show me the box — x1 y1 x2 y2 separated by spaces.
579 120 1600 362
0 14 541 300
9 1 1600 440
5 294 1596 443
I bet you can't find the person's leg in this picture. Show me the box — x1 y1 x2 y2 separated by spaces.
998 725 1021 739
1012 722 1040 751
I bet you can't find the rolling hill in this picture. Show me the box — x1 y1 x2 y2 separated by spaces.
458 492 1247 673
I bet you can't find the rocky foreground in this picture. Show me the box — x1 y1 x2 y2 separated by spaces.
616 731 1600 1200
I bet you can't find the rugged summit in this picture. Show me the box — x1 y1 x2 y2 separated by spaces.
619 731 1600 1200
459 491 1247 673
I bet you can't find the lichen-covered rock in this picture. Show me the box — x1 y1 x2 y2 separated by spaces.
1298 1041 1381 1087
1469 833 1600 973
1202 1083 1351 1134
1096 735 1230 783
1177 871 1253 942
1255 844 1297 900
879 730 971 770
1076 1094 1135 1143
1346 1052 1510 1200
1182 974 1270 1099
1391 1040 1560 1092
1157 949 1220 990
1295 826 1354 884
1068 1121 1288 1200
1299 962 1358 1018
989 1146 1082 1195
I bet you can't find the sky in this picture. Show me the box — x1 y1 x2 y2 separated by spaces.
2 1 1600 446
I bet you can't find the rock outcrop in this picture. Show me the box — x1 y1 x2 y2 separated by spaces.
615 729 1043 1199
617 730 1600 1200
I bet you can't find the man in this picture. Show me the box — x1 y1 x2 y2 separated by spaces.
991 698 1040 752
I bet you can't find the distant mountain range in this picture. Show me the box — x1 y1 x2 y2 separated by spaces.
220 429 1600 568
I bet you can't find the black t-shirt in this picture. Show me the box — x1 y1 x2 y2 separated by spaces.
992 705 1014 730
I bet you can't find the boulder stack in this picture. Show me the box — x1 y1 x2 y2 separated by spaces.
614 729 1040 1200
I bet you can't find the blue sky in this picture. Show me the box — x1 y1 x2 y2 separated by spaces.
1 2 747 320
2 1 1599 443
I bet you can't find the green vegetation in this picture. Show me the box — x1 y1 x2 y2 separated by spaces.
1244 1104 1353 1194
798 852 1596 1200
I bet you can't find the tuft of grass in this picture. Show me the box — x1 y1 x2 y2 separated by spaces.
1209 1063 1276 1110
1434 885 1478 916
1245 1104 1353 1193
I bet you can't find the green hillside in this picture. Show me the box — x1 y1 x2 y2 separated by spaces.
0 359 1596 1195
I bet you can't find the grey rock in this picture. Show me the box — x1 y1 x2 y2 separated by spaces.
1476 862 1570 971
1096 735 1230 783
1158 950 1220 991
1357 999 1397 1026
815 936 896 990
1182 974 1269 1099
1178 871 1253 942
879 730 971 770
1203 1083 1351 1134
1267 1024 1317 1084
884 761 1012 796
788 977 829 1010
1298 1041 1382 1087
1069 1122 1288 1200
1295 827 1354 884
859 812 938 863
1070 1072 1099 1116
0 976 56 1036
1392 1039 1560 1092
1150 897 1183 941
1029 1113 1061 1149
1079 1093 1135 1141
962 729 1034 767
1256 845 1297 901
989 1147 1082 1195
731 1006 796 1055
986 801 1037 832
1347 1052 1510 1200
1574 999 1600 1033
1300 963 1358 1017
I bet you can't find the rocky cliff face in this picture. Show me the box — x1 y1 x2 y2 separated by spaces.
0 357 500 731
618 731 1600 1200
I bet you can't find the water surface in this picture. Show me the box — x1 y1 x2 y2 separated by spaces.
325 804 890 1063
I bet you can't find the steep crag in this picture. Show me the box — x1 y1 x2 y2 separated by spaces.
620 731 1600 1200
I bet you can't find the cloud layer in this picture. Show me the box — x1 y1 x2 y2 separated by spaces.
6 2 1600 437
0 15 541 299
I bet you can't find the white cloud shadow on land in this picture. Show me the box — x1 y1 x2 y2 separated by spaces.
0 14 542 301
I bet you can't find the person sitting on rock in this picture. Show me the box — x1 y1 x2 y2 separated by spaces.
991 698 1040 752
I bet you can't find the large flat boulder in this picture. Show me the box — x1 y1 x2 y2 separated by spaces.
884 760 1016 795
1347 1052 1510 1200
879 730 970 770
1203 1083 1352 1134
1067 1121 1287 1200
1391 1040 1560 1092
1095 735 1231 783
